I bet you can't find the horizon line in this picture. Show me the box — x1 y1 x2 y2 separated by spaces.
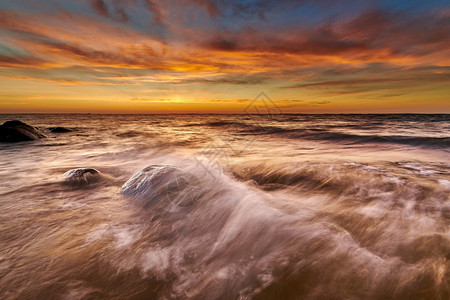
1 112 449 115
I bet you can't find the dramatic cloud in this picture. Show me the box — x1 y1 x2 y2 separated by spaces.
90 0 109 17
90 0 129 22
0 0 449 112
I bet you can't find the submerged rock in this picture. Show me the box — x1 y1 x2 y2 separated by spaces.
0 120 47 143
120 165 202 208
63 168 101 185
49 127 72 133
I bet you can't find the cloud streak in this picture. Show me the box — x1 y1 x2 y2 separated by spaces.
0 0 449 112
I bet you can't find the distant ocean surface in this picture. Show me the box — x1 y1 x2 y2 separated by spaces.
0 114 449 299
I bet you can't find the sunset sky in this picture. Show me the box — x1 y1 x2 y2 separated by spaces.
0 0 449 113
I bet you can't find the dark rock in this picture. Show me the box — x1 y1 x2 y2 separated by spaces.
49 127 72 133
63 168 101 185
120 165 202 208
3 120 28 127
0 120 47 143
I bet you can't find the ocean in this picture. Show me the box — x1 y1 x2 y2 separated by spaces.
0 114 449 299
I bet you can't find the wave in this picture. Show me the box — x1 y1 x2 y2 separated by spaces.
2 114 450 299
85 160 450 298
2 154 449 299
305 131 450 148
195 121 450 148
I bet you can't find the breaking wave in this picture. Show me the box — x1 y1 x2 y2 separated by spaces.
198 121 450 148
0 114 449 299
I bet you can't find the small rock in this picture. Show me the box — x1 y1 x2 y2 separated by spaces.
63 168 101 185
0 120 47 143
49 127 72 133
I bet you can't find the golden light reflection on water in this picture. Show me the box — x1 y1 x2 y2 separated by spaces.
0 114 449 298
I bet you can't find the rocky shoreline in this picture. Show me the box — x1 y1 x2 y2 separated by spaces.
0 120 72 143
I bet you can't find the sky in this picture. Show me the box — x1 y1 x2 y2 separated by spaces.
0 0 449 113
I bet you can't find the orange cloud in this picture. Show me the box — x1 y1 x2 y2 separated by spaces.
0 1 449 113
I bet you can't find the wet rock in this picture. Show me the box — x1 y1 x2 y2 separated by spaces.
120 165 202 208
49 127 72 133
0 120 47 143
63 168 101 185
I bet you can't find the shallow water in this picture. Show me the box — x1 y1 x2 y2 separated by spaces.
0 114 449 299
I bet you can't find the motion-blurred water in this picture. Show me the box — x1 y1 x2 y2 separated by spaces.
0 114 449 299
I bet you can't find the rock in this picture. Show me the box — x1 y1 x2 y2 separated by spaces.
63 168 101 185
49 127 72 133
0 120 47 143
120 165 202 208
